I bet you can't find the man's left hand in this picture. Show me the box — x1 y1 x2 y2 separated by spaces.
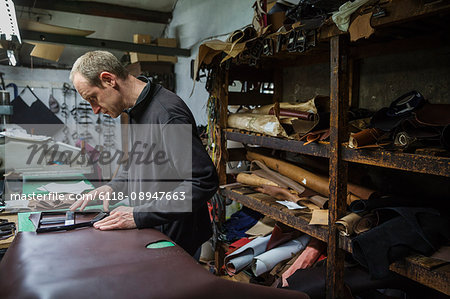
93 206 137 230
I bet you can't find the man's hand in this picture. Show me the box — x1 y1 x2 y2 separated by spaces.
93 206 137 230
70 185 113 212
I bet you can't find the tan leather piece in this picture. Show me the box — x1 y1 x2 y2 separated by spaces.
0 229 309 299
247 152 330 198
254 185 302 203
336 213 362 236
308 195 328 209
250 160 306 195
349 128 384 149
227 113 288 137
236 172 279 187
246 152 376 201
336 212 378 237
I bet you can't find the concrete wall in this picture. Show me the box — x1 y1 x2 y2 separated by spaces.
283 46 450 108
0 64 121 179
166 0 254 125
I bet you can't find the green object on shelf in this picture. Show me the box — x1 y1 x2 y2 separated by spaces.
146 241 175 249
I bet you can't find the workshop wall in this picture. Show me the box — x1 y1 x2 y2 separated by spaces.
0 64 121 181
166 0 255 125
283 46 450 108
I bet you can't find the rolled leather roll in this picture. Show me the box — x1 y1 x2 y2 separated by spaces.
250 160 306 195
247 152 376 201
237 172 279 187
336 213 362 236
349 128 384 149
308 195 328 209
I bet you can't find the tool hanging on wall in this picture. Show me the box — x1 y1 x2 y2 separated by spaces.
48 88 60 114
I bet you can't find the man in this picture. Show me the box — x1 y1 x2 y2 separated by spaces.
69 50 218 256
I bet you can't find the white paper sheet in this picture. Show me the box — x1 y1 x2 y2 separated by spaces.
37 180 94 194
276 200 307 210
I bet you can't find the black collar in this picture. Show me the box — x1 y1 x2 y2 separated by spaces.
125 76 157 119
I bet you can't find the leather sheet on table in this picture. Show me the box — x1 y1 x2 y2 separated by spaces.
0 229 308 299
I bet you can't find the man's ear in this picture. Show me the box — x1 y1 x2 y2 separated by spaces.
99 72 116 87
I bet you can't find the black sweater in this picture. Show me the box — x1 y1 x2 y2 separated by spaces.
108 78 218 255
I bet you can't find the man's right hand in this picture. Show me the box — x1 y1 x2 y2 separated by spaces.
70 185 113 212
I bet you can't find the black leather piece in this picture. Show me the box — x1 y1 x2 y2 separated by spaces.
370 91 426 132
349 195 429 213
11 96 64 135
351 207 450 279
284 264 417 299
0 228 309 299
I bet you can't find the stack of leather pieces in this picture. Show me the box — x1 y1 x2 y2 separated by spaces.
0 228 309 299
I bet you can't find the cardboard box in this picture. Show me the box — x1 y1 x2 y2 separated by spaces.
130 52 158 63
156 38 178 64
133 34 152 44
130 33 158 63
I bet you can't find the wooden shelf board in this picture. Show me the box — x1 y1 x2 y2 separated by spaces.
342 147 450 177
390 255 450 296
225 130 330 158
225 130 450 177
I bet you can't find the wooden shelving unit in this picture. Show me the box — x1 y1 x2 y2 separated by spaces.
222 185 450 295
210 1 450 297
225 130 450 177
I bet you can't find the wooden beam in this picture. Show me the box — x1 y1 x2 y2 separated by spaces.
15 0 172 24
21 30 191 57
327 34 349 299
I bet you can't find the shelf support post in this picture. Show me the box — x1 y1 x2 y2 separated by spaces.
327 34 350 299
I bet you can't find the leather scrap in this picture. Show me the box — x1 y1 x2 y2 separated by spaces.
348 12 375 42
336 213 362 236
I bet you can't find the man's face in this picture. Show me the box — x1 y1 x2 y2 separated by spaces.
72 72 124 118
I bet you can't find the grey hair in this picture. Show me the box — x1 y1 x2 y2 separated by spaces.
70 50 128 87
